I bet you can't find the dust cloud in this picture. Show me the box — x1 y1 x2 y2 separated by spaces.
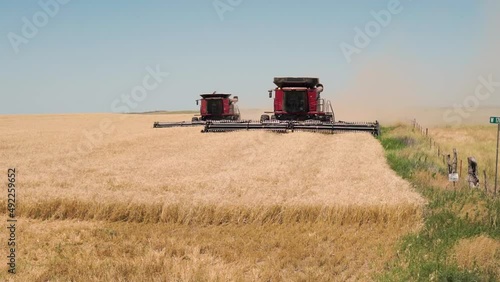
332 55 424 125
239 108 269 121
331 1 500 127
241 2 500 127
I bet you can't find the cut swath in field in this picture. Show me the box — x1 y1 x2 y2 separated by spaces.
0 216 420 281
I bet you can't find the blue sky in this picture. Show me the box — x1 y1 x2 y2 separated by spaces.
0 0 498 114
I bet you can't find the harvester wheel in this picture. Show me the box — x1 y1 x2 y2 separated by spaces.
192 117 199 122
260 115 270 122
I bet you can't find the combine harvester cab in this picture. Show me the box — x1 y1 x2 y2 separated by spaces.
153 92 241 128
202 77 380 136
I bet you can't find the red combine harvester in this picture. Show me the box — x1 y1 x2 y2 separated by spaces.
260 77 332 122
202 77 380 136
153 92 241 128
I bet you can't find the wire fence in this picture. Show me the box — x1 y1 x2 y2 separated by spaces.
411 119 497 197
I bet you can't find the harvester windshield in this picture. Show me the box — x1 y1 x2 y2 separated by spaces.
207 99 223 115
284 90 308 113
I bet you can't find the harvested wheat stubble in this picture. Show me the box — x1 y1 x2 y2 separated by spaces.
0 215 417 282
0 114 424 224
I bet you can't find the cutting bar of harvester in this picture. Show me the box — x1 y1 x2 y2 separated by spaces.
202 121 289 133
153 121 206 128
202 121 380 136
153 120 254 129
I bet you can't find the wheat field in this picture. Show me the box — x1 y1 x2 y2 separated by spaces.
0 113 424 281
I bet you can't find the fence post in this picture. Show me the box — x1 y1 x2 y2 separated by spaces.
446 154 451 171
447 149 458 187
460 159 463 179
467 157 479 188
484 170 488 193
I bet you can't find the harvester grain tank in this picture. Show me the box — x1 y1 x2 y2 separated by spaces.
202 77 380 136
153 92 241 128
